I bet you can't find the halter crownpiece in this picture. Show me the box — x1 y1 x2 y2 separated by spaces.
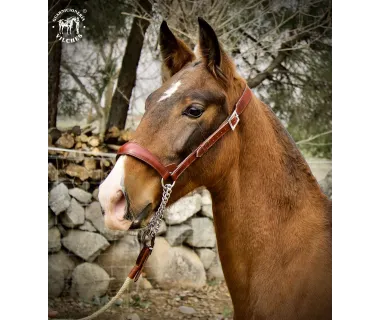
117 84 253 181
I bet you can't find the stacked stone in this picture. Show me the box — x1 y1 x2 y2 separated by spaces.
48 182 224 302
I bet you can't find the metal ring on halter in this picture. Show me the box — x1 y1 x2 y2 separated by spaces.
161 177 176 188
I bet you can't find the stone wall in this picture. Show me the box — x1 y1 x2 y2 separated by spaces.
48 180 223 302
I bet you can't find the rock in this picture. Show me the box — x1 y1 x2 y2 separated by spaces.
138 277 153 290
65 164 90 181
48 227 61 253
85 201 127 241
60 198 85 228
79 220 97 232
96 234 140 291
48 208 56 229
156 221 167 236
84 158 97 171
69 188 92 204
113 298 123 306
48 251 76 297
61 230 110 262
88 136 100 147
207 256 224 281
201 189 212 205
48 262 64 297
56 133 75 149
127 313 140 320
179 306 196 315
70 263 110 301
165 224 193 246
80 181 91 191
48 163 58 181
164 194 202 225
200 189 213 218
319 170 332 199
89 169 103 180
49 183 71 215
92 188 99 201
144 237 206 289
196 249 216 270
185 218 216 248
85 202 104 231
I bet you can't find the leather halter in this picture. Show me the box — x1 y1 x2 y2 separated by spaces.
117 85 253 181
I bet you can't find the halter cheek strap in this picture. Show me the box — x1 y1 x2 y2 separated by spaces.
117 85 253 181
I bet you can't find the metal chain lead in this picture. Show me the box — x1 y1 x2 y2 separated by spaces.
144 179 175 241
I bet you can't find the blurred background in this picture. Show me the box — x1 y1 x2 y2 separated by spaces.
48 0 331 319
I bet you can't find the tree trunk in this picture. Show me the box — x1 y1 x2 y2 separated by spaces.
106 0 152 131
48 0 64 128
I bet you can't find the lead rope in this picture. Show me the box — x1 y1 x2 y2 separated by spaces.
55 179 175 320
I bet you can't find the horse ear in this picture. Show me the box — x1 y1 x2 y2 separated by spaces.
197 17 233 85
160 21 195 81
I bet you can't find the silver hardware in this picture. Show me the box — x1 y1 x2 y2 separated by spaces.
144 178 175 241
228 110 240 131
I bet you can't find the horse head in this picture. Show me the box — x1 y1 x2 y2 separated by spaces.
99 18 247 231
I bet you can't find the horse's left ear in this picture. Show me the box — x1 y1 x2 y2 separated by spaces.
197 17 234 85
160 21 195 81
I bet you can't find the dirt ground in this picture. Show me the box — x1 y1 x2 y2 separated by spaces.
48 281 234 320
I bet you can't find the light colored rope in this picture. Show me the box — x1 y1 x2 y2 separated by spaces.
57 276 133 320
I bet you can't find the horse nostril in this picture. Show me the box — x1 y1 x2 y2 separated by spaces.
130 203 153 229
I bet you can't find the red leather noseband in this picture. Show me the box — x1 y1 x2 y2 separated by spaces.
117 85 253 181
117 142 176 180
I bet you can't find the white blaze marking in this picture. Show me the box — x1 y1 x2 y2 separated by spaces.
99 155 126 213
158 81 181 102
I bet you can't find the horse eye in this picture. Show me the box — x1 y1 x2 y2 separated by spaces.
183 105 204 118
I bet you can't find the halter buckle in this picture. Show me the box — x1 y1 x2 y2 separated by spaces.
228 110 240 131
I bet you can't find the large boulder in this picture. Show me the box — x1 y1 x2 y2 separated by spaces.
200 189 213 219
144 237 206 289
196 248 216 270
207 255 225 281
185 217 216 248
85 201 128 241
60 198 85 228
164 193 202 225
70 263 110 301
156 221 167 236
165 224 193 246
96 234 140 291
61 230 110 262
319 170 332 199
48 251 76 297
48 208 56 229
48 227 61 253
49 183 71 215
68 188 92 204
79 220 97 232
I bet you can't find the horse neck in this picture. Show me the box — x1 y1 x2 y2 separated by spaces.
207 92 330 311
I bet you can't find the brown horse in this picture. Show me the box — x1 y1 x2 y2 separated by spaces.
99 18 332 320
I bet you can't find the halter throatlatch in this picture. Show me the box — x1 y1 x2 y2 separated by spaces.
117 85 252 250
